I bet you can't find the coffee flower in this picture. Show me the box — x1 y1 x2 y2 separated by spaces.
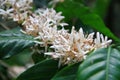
45 27 112 65
0 0 112 65
0 0 33 21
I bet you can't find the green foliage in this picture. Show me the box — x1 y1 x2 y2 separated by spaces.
0 28 35 59
52 63 79 80
55 0 119 42
73 0 111 18
77 47 120 80
93 0 111 18
3 49 32 66
16 59 58 80
32 52 46 64
0 64 11 80
16 47 120 80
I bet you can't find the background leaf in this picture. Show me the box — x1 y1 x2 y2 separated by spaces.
3 49 32 66
32 52 45 64
56 0 119 42
0 63 11 80
77 47 120 80
52 63 79 80
31 45 47 64
0 28 35 59
74 0 111 18
92 0 111 18
16 59 59 80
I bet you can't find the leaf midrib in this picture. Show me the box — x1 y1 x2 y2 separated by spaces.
105 47 111 80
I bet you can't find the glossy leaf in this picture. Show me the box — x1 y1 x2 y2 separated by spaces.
56 0 119 42
77 47 120 80
0 28 35 59
52 63 79 80
16 59 59 80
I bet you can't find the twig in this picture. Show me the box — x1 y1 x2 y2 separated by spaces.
0 22 10 30
0 60 18 78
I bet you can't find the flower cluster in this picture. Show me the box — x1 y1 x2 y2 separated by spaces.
45 27 112 64
0 0 112 65
0 0 33 22
21 8 68 37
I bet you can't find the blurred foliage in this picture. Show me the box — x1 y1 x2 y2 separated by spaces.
0 17 19 31
55 0 119 42
0 64 11 80
3 49 32 66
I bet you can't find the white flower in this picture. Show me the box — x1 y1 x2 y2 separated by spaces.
35 8 68 27
94 32 112 49
45 27 112 65
0 0 33 21
0 0 112 65
0 8 13 15
22 12 112 65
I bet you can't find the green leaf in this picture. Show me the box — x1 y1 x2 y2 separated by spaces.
32 52 45 64
16 59 59 80
0 28 35 59
56 0 119 42
52 63 79 80
77 47 120 80
93 0 111 18
3 49 32 66
32 46 46 64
